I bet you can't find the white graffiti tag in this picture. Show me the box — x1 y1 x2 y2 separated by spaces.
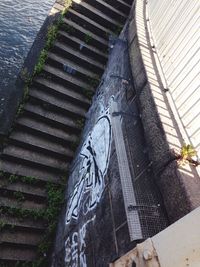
65 217 96 267
65 232 78 267
65 111 111 225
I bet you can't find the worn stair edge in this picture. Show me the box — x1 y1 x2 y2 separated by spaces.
62 17 108 49
53 41 105 73
29 88 87 119
57 30 108 63
0 215 46 230
0 179 47 199
83 0 127 22
72 1 123 31
66 8 113 40
0 195 45 210
42 64 94 92
23 102 82 133
0 244 37 261
16 116 78 144
33 76 91 107
9 131 74 160
2 144 69 172
47 51 99 81
0 159 64 183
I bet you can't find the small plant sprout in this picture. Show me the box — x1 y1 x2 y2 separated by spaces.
177 143 199 166
84 33 93 44
181 144 197 160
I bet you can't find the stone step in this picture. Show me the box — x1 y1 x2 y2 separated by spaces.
103 0 131 14
29 87 87 119
1 152 67 179
0 244 37 261
47 51 99 82
33 76 90 108
0 178 47 199
66 8 113 40
9 130 74 161
53 41 105 74
42 64 93 93
23 103 81 134
16 116 77 146
0 229 42 247
0 195 45 210
0 159 62 183
83 0 127 23
121 0 133 6
61 18 108 51
7 137 73 164
2 141 70 171
57 30 108 64
0 215 45 231
71 1 123 32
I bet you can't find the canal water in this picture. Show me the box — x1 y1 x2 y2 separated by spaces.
0 0 55 130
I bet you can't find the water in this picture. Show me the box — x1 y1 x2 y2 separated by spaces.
0 0 55 126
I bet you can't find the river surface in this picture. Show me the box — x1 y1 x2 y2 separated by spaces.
0 0 55 115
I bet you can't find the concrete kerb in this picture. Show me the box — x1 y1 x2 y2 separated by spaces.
128 0 200 222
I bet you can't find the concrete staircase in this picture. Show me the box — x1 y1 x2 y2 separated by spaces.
0 0 133 265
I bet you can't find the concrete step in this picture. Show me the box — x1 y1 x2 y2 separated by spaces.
121 0 133 6
2 143 70 172
0 229 42 247
57 30 108 64
0 244 37 261
61 17 108 51
0 159 62 183
103 0 131 14
83 0 127 23
1 151 68 178
47 51 99 82
0 178 47 199
0 195 45 210
29 87 87 119
33 76 90 108
0 215 45 231
72 1 123 32
16 116 78 146
7 137 73 164
42 64 93 93
66 8 113 39
24 102 81 134
9 130 74 160
53 41 105 74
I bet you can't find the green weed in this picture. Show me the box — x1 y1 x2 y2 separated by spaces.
75 118 85 129
13 191 25 202
0 221 6 231
84 33 93 44
180 144 197 160
33 49 48 75
9 174 19 183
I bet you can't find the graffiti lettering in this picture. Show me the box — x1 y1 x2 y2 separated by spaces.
64 217 96 267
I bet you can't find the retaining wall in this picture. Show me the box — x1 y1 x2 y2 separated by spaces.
128 0 200 222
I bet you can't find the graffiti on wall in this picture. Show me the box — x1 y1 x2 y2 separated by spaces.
64 106 112 266
65 216 96 267
65 109 112 225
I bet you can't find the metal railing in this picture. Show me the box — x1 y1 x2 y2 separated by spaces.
148 0 200 156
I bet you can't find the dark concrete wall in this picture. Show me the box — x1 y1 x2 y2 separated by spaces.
52 28 168 267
